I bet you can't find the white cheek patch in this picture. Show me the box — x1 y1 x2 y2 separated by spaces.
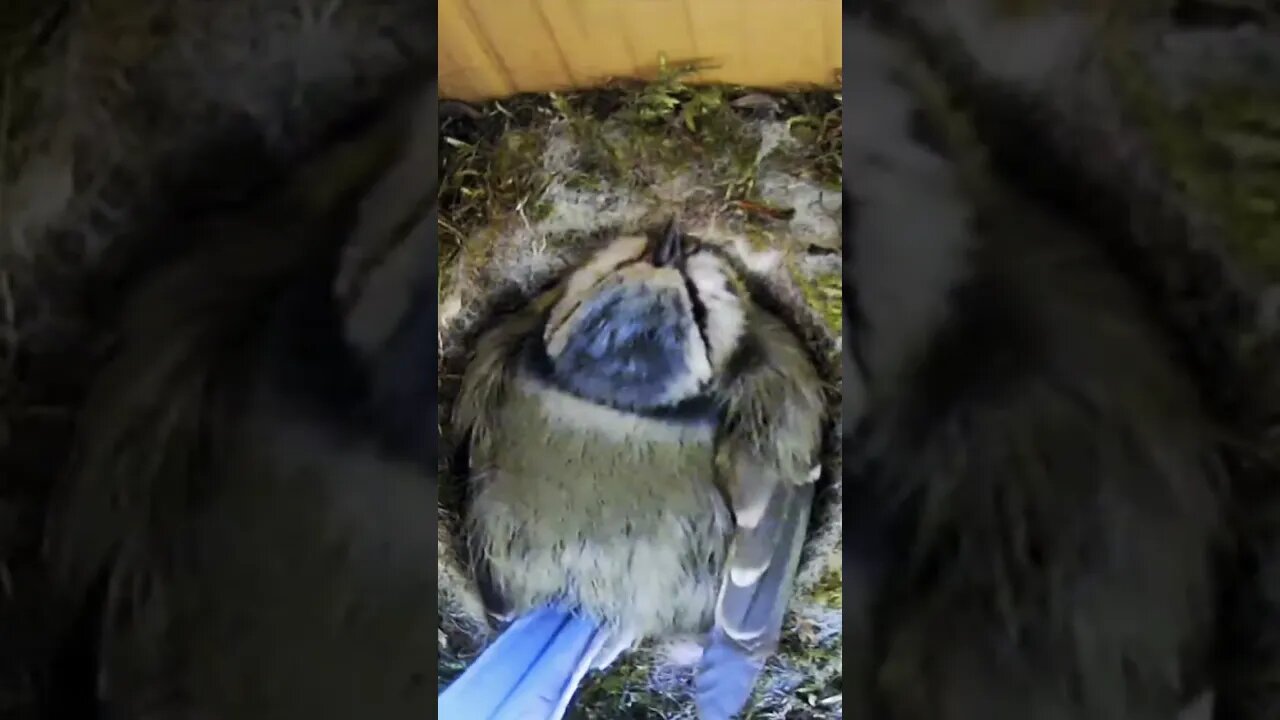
545 235 649 340
685 253 746 374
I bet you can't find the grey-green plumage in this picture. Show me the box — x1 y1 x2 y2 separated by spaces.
467 370 731 636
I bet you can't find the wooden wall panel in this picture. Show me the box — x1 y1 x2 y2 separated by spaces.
438 0 842 101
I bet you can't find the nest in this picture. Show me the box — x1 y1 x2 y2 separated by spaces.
434 80 845 716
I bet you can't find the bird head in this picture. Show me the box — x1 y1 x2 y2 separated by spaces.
541 222 747 411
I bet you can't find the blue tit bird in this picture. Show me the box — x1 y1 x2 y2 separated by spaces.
440 222 827 720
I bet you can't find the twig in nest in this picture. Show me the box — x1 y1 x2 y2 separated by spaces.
730 199 796 222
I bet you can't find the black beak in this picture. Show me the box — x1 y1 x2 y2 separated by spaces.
651 220 682 267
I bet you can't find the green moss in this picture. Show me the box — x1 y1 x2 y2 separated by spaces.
740 225 774 253
439 59 842 260
1103 27 1280 280
792 262 843 340
774 94 844 189
548 59 770 196
436 223 502 306
438 104 553 268
491 130 547 192
807 567 844 609
569 655 685 719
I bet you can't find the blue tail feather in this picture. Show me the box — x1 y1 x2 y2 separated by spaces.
695 627 766 720
439 604 609 720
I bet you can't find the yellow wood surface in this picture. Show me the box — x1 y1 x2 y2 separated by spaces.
439 0 842 101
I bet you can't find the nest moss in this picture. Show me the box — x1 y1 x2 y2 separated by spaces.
437 66 843 719
439 61 843 326
1099 17 1280 280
